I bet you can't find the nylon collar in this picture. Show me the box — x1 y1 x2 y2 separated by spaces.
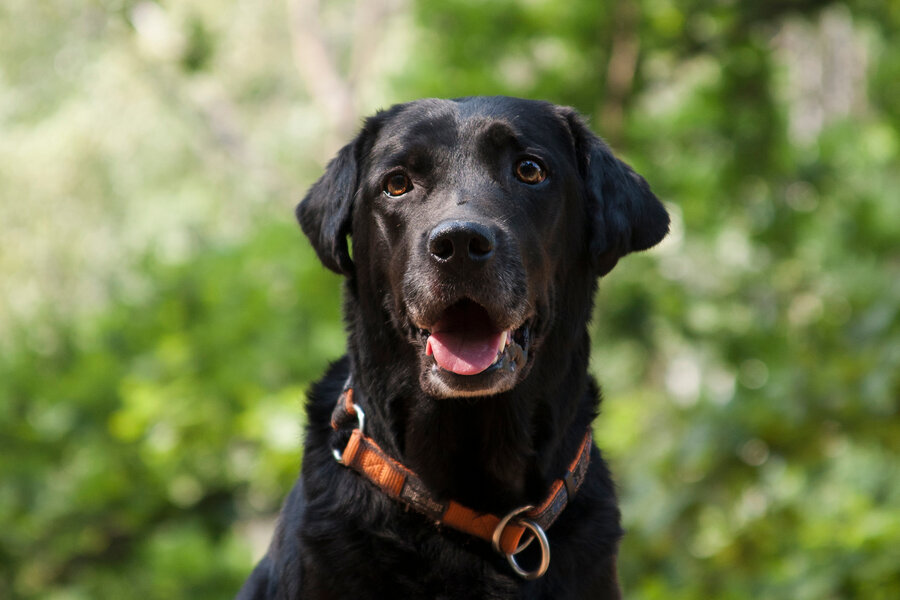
329 384 592 579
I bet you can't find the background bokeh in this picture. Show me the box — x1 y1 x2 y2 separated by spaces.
2 1 898 598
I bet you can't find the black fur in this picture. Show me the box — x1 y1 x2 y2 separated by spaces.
237 97 669 599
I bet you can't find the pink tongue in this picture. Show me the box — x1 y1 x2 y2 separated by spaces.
427 330 504 376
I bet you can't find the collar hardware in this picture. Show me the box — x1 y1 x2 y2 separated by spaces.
492 505 551 579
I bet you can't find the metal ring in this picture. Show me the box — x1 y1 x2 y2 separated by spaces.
506 519 550 580
332 402 366 464
352 402 365 434
491 506 551 579
491 505 534 554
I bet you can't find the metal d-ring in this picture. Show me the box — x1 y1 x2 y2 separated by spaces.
492 505 551 580
351 402 365 434
332 401 366 464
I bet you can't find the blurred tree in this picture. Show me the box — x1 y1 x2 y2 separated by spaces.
1 224 343 598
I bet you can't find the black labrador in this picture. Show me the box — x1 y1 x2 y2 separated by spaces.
237 96 669 599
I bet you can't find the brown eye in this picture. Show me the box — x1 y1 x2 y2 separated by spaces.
515 159 546 184
383 173 412 197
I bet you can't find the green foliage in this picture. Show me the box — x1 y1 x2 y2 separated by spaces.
1 224 342 598
1 0 898 598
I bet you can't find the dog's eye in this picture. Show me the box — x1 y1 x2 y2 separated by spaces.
383 173 412 197
514 159 546 184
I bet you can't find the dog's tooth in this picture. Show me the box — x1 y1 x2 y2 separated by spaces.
499 330 508 349
425 337 433 356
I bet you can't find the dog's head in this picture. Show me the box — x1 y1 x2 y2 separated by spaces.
298 97 669 399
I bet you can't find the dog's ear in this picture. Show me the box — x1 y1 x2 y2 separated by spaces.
560 108 670 276
296 136 364 275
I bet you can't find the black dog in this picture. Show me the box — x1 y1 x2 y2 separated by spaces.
237 96 669 599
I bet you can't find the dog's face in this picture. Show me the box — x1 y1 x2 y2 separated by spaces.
299 97 669 399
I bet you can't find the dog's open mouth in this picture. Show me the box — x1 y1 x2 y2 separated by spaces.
420 299 529 381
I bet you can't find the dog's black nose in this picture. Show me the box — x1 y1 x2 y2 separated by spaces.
428 220 495 266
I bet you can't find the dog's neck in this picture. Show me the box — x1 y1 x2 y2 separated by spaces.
344 294 596 514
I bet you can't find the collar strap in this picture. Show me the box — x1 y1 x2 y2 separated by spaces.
330 386 592 578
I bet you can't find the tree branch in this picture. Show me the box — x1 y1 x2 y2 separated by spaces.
600 1 640 144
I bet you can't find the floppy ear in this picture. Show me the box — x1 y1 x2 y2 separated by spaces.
561 109 670 276
296 140 360 275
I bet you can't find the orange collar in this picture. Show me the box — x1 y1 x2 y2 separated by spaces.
330 385 592 579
